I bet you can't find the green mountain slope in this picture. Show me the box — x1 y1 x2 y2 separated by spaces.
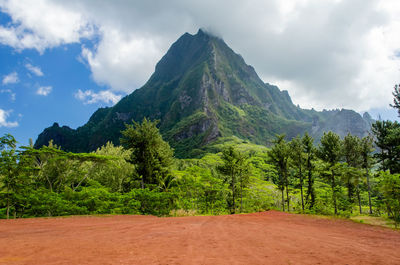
35 29 372 157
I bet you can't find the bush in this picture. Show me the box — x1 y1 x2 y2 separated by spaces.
124 189 177 216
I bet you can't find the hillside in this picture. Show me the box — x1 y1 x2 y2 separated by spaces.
35 29 372 157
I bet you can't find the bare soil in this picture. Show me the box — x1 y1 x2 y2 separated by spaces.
1 210 399 264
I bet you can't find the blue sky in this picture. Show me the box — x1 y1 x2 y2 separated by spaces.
0 41 119 146
0 0 399 147
0 9 122 145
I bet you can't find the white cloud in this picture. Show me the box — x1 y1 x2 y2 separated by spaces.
1 0 400 112
25 63 43 76
80 29 162 92
2 71 19 85
0 109 18 128
0 88 16 101
0 0 94 52
36 86 52 96
74 89 121 105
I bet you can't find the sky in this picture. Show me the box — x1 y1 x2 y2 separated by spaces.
0 0 399 146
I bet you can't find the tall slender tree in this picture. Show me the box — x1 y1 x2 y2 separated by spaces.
302 133 316 210
318 132 342 215
342 133 362 210
290 136 305 212
0 134 19 219
360 135 374 214
217 146 249 214
268 134 290 211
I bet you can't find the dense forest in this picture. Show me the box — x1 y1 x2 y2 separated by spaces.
1 87 400 224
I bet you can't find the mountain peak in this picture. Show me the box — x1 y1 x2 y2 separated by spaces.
197 28 205 35
35 30 372 158
195 28 220 39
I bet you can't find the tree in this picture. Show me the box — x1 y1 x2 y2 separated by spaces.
360 135 374 214
290 136 305 212
237 153 250 213
372 120 400 174
379 171 400 226
0 134 34 219
302 132 316 210
217 146 249 214
120 118 174 189
390 84 400 117
92 142 135 192
268 135 290 212
318 132 342 215
22 143 109 193
0 134 19 219
342 133 362 211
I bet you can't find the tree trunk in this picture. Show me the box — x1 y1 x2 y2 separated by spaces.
306 161 315 210
357 189 362 214
347 179 354 213
332 170 337 215
285 171 290 212
300 180 304 212
300 166 304 212
73 174 89 192
45 175 53 193
240 184 243 213
231 173 235 214
281 188 285 212
286 184 290 212
6 183 10 220
141 176 144 189
6 197 10 220
232 186 235 214
366 168 373 214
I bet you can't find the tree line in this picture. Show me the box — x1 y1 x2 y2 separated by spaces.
0 86 400 223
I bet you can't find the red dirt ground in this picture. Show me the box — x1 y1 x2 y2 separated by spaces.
0 210 399 265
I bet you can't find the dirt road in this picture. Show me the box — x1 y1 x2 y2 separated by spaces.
0 210 399 264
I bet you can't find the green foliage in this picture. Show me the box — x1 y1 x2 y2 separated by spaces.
317 132 343 215
217 146 250 214
390 84 400 117
120 118 173 189
0 134 33 219
372 120 400 173
268 134 290 211
379 171 400 225
302 132 316 210
290 136 306 211
91 142 135 192
1 124 400 222
342 133 362 208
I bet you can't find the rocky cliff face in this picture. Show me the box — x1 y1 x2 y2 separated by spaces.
35 29 372 157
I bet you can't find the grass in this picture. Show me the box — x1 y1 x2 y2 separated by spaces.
350 215 398 229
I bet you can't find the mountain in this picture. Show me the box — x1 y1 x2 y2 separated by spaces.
35 29 372 157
